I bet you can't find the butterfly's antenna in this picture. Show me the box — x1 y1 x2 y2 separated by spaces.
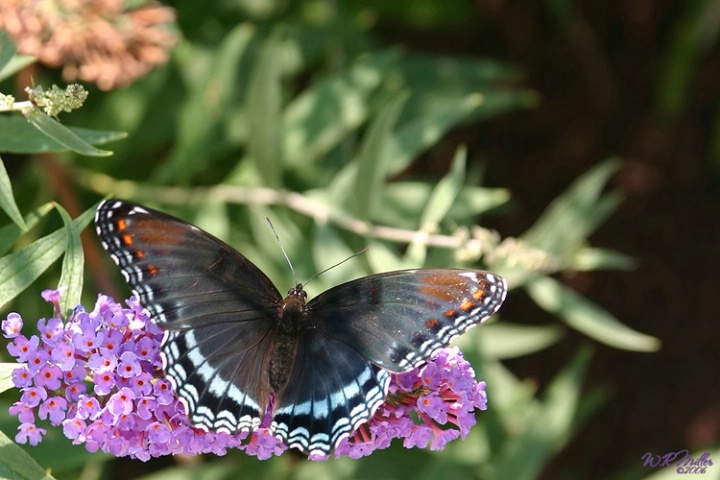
303 247 369 288
265 217 297 286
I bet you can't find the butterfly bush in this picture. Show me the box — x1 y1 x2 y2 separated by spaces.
3 290 487 461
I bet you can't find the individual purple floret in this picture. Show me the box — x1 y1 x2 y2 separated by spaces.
3 290 488 460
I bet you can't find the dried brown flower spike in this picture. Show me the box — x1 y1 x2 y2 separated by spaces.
0 0 178 90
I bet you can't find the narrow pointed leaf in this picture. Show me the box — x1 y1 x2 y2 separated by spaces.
0 205 94 310
0 117 125 154
493 347 593 480
406 147 466 264
154 24 254 182
25 110 112 157
388 93 487 175
56 204 85 317
0 362 17 394
0 31 17 73
0 55 36 82
0 203 54 255
0 429 56 480
526 275 661 351
283 51 399 168
571 247 637 271
477 323 565 359
0 156 27 230
353 94 408 220
522 159 622 259
419 146 467 228
246 38 283 188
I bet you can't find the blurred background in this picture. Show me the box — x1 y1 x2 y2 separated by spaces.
0 0 718 479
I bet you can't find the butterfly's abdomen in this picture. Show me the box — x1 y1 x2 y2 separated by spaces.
268 292 306 392
268 337 299 392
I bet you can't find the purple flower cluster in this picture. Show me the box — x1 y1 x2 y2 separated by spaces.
3 290 487 460
4 291 256 460
331 346 487 459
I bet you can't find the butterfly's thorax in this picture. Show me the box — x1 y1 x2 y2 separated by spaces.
268 285 308 392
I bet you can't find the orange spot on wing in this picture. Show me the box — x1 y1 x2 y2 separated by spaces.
445 309 457 318
473 288 485 300
117 219 127 231
121 233 134 246
460 299 474 311
135 249 145 260
425 318 439 329
147 264 160 277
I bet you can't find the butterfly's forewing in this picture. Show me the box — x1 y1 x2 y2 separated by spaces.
95 200 282 329
95 200 282 432
271 331 390 456
308 269 507 373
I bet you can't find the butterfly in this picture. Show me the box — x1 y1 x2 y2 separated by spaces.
94 199 507 456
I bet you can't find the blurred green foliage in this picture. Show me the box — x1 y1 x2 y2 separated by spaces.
0 0 679 478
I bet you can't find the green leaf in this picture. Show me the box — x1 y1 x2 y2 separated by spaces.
0 156 27 231
493 347 593 480
311 223 361 291
56 204 85 317
283 51 399 169
476 322 565 359
0 55 35 83
522 159 622 262
0 204 94 310
0 117 125 154
131 460 240 480
24 111 112 157
388 93 491 174
366 238 415 272
526 275 661 351
571 246 637 271
406 146 466 264
352 94 408 220
656 1 720 118
155 24 254 183
0 429 56 480
376 182 510 229
246 37 283 188
0 26 34 83
448 185 511 218
0 363 17 394
0 203 54 256
0 31 17 74
419 146 466 228
384 87 537 178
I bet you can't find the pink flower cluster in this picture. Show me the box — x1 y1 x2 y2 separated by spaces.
3 290 487 460
333 347 487 459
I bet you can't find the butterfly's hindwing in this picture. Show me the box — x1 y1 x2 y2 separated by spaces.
309 269 507 372
271 331 390 456
162 324 272 433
